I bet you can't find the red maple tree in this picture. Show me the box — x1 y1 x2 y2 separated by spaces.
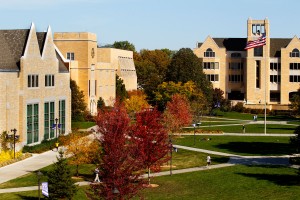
131 108 170 185
163 94 193 133
90 101 145 200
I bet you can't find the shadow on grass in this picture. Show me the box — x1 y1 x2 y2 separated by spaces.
215 142 295 155
212 156 230 164
236 166 300 186
267 127 296 131
17 195 40 199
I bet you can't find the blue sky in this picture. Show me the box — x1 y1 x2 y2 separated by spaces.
0 0 299 51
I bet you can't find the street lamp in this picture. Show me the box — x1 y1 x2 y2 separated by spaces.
169 139 173 176
36 170 43 200
53 118 61 150
8 129 19 159
192 124 196 146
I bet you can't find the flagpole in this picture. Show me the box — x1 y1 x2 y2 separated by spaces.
264 53 267 135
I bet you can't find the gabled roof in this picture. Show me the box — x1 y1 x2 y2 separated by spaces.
270 38 291 57
0 28 68 72
212 38 247 51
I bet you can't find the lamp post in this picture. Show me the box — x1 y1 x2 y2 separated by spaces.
169 139 173 176
36 170 43 200
10 129 19 159
53 118 60 150
192 124 196 146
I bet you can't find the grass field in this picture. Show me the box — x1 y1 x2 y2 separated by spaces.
2 165 299 200
173 135 295 156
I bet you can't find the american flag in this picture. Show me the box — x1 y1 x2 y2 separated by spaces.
245 34 266 50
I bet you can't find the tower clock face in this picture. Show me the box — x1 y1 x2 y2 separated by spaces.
91 48 95 58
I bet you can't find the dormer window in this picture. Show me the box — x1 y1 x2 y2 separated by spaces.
204 48 215 57
290 49 300 57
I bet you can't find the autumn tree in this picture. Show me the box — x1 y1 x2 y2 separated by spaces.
163 94 193 134
61 133 98 177
90 101 144 200
131 108 170 185
70 79 87 121
125 90 150 118
165 48 213 105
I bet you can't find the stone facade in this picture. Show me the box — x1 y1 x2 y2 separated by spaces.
54 32 137 113
0 23 71 148
194 18 300 110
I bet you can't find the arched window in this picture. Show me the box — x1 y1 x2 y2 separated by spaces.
204 48 215 57
290 48 300 57
231 53 241 58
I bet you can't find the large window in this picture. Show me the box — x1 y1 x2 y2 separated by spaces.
229 75 243 82
67 52 75 60
206 74 219 82
252 24 265 35
27 103 39 144
290 49 300 57
59 100 66 134
203 62 219 69
229 62 243 70
290 63 300 70
45 74 55 87
28 75 39 88
254 47 263 57
256 61 261 88
44 102 55 140
204 48 215 57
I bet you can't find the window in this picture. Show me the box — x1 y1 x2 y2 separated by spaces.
229 75 243 82
59 100 66 134
290 49 300 57
27 103 39 144
270 92 280 102
270 63 281 71
204 48 215 57
45 74 55 87
229 62 243 70
290 63 300 70
270 75 281 83
256 61 261 88
67 52 75 60
252 24 265 35
203 62 219 69
28 75 39 88
254 47 263 57
290 75 300 82
231 53 241 58
44 102 55 140
206 74 219 82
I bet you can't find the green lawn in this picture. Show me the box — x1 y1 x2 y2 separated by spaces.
184 124 297 134
173 135 295 156
71 121 96 130
3 165 298 200
138 165 300 200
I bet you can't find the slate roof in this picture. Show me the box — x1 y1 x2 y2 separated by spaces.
0 29 68 72
197 37 293 58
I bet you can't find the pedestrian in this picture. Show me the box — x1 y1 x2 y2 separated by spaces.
94 167 100 183
206 155 211 167
242 125 245 133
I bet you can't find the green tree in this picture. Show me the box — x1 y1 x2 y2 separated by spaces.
134 49 172 105
47 150 77 199
165 48 213 105
70 80 87 121
113 41 136 52
116 75 128 102
97 97 105 111
290 88 300 115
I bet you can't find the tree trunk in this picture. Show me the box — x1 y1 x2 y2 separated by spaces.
148 167 151 185
76 164 79 177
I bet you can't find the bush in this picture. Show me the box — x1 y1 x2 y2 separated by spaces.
232 102 245 112
22 138 58 153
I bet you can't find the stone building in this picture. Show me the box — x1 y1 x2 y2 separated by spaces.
194 18 300 110
0 23 71 148
54 32 137 114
